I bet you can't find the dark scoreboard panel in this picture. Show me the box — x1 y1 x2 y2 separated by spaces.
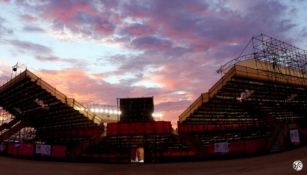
119 97 154 122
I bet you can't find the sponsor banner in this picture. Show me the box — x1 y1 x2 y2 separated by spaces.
214 142 229 153
35 144 51 156
290 129 300 145
0 143 7 153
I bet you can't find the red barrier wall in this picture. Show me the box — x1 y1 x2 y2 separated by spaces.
107 121 172 136
45 127 104 138
18 143 34 157
203 144 215 156
52 145 66 158
8 143 20 156
229 141 245 155
161 150 197 158
178 123 261 134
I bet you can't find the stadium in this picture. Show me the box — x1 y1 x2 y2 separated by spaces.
0 34 306 164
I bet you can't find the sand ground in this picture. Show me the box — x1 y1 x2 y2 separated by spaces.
0 147 306 175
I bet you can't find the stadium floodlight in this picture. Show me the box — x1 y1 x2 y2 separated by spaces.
152 112 163 120
87 105 121 116
110 110 114 115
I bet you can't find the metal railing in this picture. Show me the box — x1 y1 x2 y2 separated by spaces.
234 65 307 87
26 70 102 125
178 93 209 123
178 67 237 123
0 70 102 125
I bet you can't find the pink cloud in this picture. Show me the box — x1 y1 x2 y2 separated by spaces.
149 63 217 94
43 1 95 23
34 69 111 104
0 64 12 85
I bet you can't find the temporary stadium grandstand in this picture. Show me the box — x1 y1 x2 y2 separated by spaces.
0 70 108 159
0 34 306 163
178 34 307 158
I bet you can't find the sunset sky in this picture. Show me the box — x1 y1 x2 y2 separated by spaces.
0 0 307 126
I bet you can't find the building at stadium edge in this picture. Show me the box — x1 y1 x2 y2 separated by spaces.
0 34 306 163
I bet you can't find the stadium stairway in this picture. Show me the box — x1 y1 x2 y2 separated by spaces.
0 118 20 132
268 123 288 152
239 101 290 152
0 120 30 141
70 128 107 160
179 134 204 158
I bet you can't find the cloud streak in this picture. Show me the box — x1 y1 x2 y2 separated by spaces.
23 25 45 33
0 17 13 38
4 39 52 54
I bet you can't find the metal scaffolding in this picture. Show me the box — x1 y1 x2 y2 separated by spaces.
217 33 307 74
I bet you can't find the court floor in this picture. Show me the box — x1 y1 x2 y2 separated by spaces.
0 147 306 175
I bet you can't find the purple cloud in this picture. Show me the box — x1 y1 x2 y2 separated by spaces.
119 23 154 37
17 0 118 39
35 55 90 70
23 25 45 33
4 39 52 54
13 0 297 52
36 55 76 62
131 36 173 50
